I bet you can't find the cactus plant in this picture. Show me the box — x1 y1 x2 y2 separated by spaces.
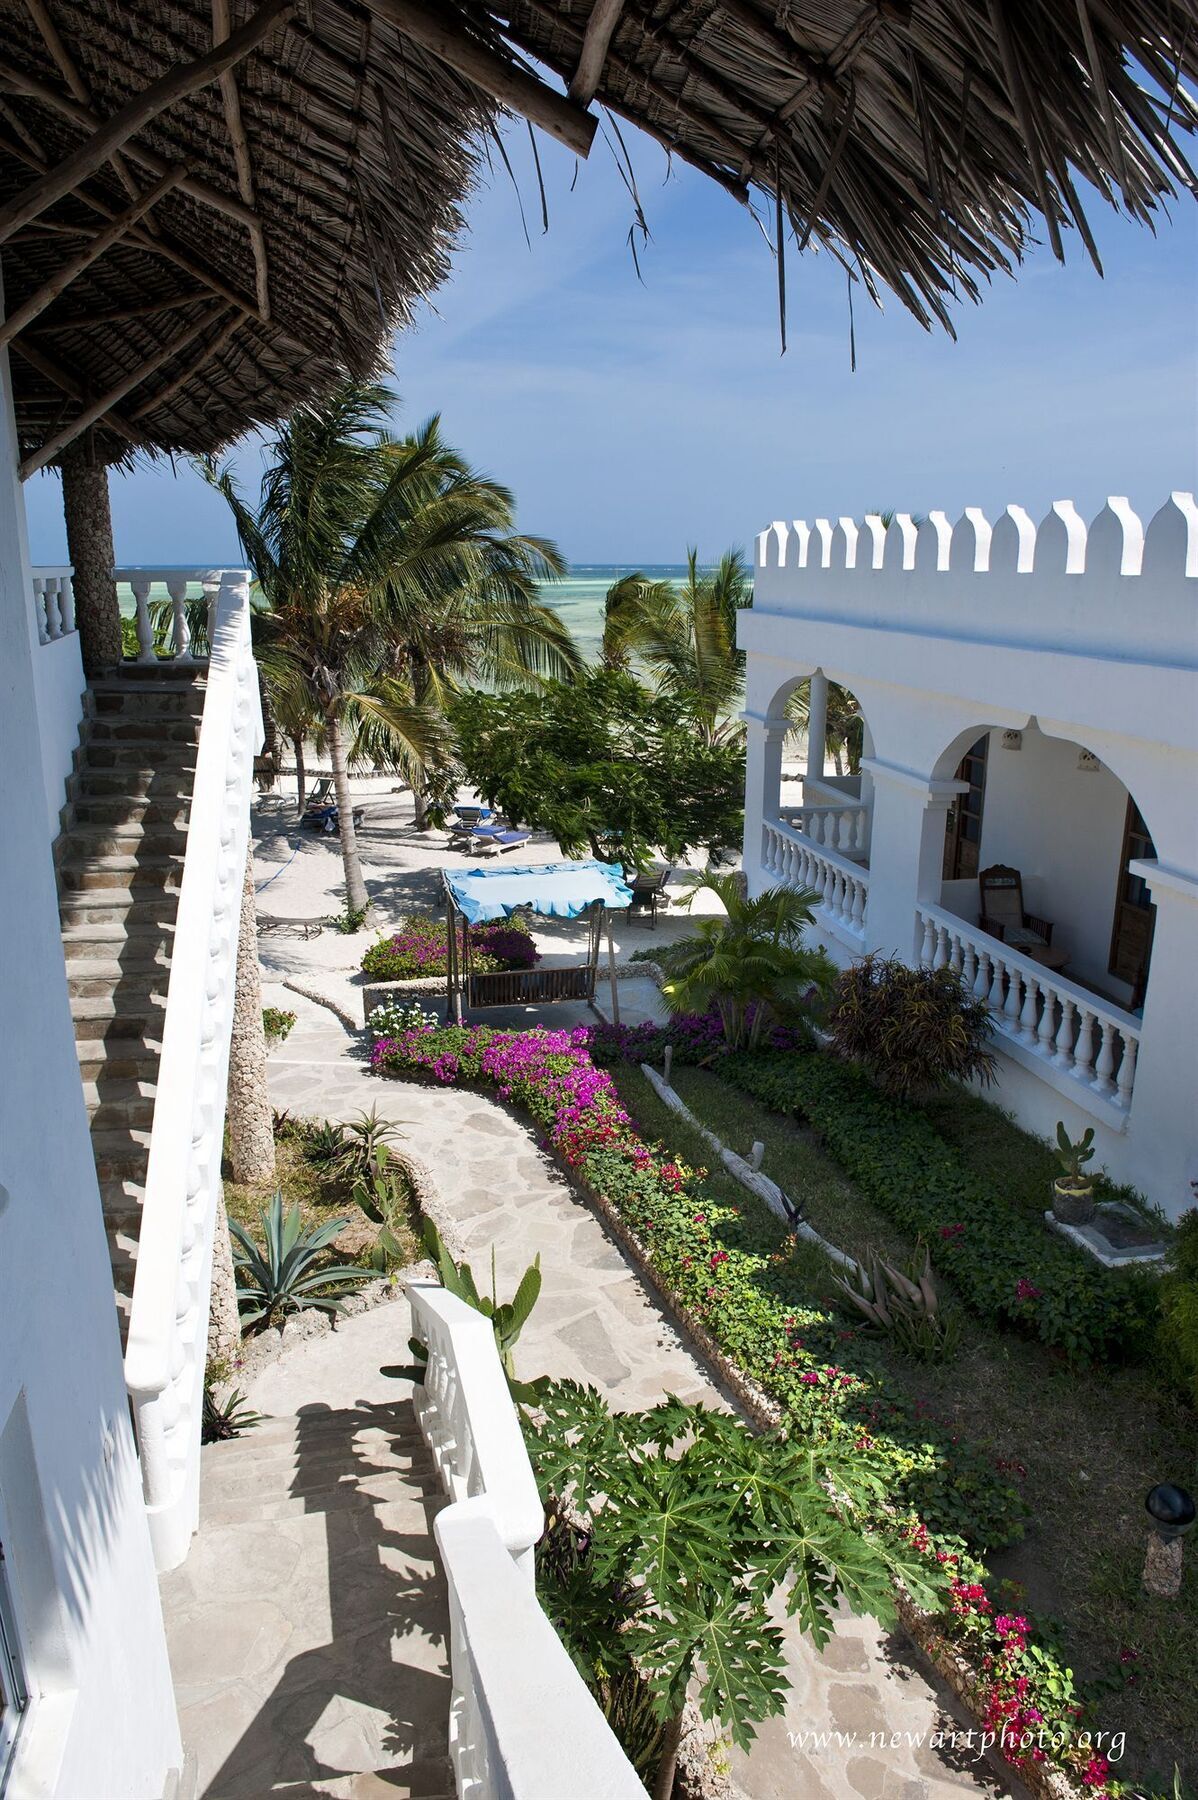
412 1216 543 1397
832 1242 959 1362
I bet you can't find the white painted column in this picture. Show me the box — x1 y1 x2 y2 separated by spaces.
804 671 828 789
860 756 968 960
742 712 789 898
1122 861 1198 1208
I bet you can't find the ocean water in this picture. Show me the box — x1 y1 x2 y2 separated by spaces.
117 564 695 665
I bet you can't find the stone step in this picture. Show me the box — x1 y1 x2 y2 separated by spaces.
60 822 189 860
67 963 170 1002
201 1476 441 1529
90 682 205 718
59 885 181 927
85 1080 158 1132
110 661 205 685
200 1430 435 1485
86 717 202 747
78 742 198 773
61 918 176 958
70 989 167 1030
76 1038 163 1083
99 1175 146 1230
70 766 196 801
67 794 192 830
58 853 185 894
91 1126 151 1181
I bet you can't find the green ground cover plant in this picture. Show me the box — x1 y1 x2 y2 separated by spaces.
361 914 538 980
722 1050 1159 1364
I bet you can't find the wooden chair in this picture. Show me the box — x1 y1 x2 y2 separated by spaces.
628 865 673 928
978 865 1057 959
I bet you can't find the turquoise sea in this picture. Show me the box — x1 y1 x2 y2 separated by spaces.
117 563 694 665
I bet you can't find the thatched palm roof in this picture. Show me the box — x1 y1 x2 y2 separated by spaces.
0 0 1193 471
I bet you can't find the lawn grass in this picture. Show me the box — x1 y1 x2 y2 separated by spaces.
614 1061 1198 1794
222 1131 421 1271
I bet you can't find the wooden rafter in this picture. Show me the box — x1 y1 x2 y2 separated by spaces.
128 303 247 418
568 0 625 106
19 301 229 476
31 292 202 329
360 0 597 157
212 0 271 318
22 0 148 217
0 0 292 245
10 335 141 447
0 55 260 233
0 163 187 348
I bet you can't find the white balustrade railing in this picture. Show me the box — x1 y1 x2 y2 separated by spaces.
123 570 261 1571
114 566 223 663
30 564 76 645
409 1284 644 1800
779 800 869 857
763 816 869 939
916 903 1141 1114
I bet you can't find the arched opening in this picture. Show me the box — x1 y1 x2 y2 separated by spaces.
929 721 1158 1012
764 672 876 855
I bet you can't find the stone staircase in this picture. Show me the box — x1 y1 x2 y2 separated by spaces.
56 669 205 1337
161 1388 454 1797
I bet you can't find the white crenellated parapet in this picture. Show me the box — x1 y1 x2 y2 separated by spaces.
123 569 261 1572
753 493 1198 665
409 1284 644 1800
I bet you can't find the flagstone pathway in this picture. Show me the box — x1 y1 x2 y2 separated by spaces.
185 989 1023 1800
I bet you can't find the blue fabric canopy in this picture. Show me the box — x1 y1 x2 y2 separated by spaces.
444 859 633 925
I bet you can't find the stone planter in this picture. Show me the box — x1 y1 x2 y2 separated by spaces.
1052 1177 1095 1226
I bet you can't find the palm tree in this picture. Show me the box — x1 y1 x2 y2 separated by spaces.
601 548 751 746
786 679 864 775
661 872 835 1049
204 383 571 915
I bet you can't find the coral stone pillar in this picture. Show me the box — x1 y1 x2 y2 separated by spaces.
60 435 122 675
226 852 275 1182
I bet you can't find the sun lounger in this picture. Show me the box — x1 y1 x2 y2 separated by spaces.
476 829 532 856
258 914 324 939
302 802 365 835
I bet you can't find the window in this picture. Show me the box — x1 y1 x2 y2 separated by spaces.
942 735 989 880
1109 799 1156 1006
0 1538 29 1786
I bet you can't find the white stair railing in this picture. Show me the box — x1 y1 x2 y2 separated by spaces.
30 564 76 645
123 570 261 1572
763 816 869 939
114 567 223 662
916 903 1141 1115
409 1284 644 1800
779 800 869 856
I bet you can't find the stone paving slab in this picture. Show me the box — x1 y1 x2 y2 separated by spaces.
251 993 1025 1800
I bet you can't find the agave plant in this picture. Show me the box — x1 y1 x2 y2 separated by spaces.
833 1243 959 1363
230 1193 374 1332
336 1105 404 1182
201 1386 262 1443
413 1216 542 1399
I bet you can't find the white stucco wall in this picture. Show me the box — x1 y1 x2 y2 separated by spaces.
30 626 85 841
740 495 1198 1218
0 336 181 1796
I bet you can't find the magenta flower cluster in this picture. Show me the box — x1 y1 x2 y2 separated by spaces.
361 914 539 981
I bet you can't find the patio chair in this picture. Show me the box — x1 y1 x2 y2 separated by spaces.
302 802 365 835
476 828 532 857
302 776 333 815
978 865 1059 963
628 864 674 928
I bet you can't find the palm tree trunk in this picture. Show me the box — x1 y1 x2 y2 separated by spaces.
226 853 276 1182
327 709 369 917
60 436 122 675
207 1190 241 1364
652 1709 685 1800
412 773 428 830
293 735 307 814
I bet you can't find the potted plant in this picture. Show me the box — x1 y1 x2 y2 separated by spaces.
1052 1122 1097 1224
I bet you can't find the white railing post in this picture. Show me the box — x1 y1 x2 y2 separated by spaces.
123 570 259 1570
168 572 192 664
131 572 156 663
914 902 1142 1119
59 571 75 634
409 1285 644 1799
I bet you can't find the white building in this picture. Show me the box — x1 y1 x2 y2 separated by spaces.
741 497 1198 1220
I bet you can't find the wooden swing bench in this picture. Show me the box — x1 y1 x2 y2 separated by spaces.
466 965 595 1008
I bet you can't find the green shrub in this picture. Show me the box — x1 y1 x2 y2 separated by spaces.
723 1050 1159 1364
1159 1209 1198 1406
262 1006 296 1043
826 953 996 1101
360 914 538 980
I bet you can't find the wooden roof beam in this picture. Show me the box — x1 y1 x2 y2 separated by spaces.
19 301 229 476
128 304 248 419
361 0 597 157
0 55 261 233
0 0 292 245
22 0 148 217
9 335 141 447
568 0 625 106
212 0 271 319
0 163 187 349
30 292 203 329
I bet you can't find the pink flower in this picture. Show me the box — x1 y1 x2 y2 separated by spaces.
1014 1277 1042 1300
709 1250 729 1270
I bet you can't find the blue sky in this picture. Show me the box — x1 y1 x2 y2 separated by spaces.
24 120 1198 566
